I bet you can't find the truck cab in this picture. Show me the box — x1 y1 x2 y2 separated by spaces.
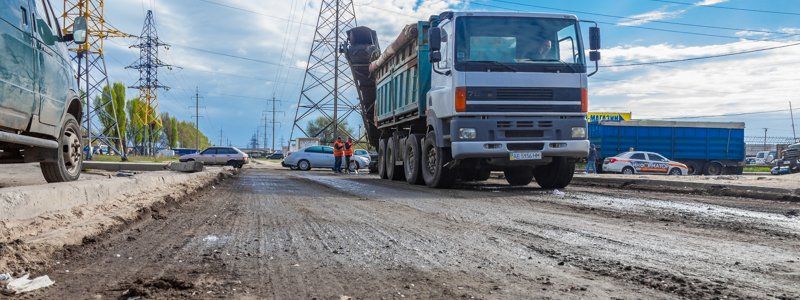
423 12 598 187
1 0 88 182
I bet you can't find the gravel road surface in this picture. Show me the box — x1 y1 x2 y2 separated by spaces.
36 167 800 299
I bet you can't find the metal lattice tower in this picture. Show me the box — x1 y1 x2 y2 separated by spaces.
127 10 172 155
62 0 131 160
290 0 359 145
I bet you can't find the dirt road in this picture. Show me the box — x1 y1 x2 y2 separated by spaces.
36 167 800 299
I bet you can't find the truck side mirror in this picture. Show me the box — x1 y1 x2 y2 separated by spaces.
429 27 441 52
73 16 88 45
589 26 601 51
430 51 442 63
589 51 601 62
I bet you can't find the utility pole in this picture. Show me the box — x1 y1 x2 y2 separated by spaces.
190 87 204 152
290 0 358 144
63 0 132 160
261 112 269 150
266 97 283 151
219 128 223 146
790 101 797 142
127 10 172 156
763 128 769 151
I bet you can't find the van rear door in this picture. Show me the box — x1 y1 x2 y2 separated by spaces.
0 0 37 130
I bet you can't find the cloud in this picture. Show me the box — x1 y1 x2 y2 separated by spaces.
618 8 688 26
618 0 728 26
695 0 728 5
590 38 800 125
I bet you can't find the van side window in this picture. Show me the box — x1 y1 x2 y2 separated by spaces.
32 0 57 45
1 0 24 29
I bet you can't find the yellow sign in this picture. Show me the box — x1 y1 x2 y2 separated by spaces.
587 112 632 123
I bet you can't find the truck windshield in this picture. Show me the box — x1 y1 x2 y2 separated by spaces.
454 16 585 73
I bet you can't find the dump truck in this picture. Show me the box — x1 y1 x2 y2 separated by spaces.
589 120 746 175
345 11 601 188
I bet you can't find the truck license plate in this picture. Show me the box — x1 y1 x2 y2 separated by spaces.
509 151 542 161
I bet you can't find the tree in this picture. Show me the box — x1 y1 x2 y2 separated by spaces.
176 120 210 149
161 113 179 149
94 82 128 153
305 116 354 144
126 97 161 154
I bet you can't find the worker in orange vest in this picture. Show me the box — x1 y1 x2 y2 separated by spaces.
333 137 344 173
344 137 354 173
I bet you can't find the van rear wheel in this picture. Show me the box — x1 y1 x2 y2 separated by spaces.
41 115 82 183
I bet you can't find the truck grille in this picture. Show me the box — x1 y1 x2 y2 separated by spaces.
495 88 553 100
507 143 545 151
505 130 544 138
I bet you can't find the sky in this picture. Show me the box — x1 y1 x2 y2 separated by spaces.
63 0 800 148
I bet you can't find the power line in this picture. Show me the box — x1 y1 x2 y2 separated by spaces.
648 0 800 16
168 43 304 69
651 108 800 120
602 41 800 67
485 0 791 35
470 2 795 43
195 0 316 26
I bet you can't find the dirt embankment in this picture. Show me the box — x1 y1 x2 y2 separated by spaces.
0 167 236 274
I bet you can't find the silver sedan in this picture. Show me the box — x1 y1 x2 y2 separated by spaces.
282 146 370 171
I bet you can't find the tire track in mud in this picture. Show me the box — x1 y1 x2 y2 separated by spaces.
31 168 800 299
298 172 800 299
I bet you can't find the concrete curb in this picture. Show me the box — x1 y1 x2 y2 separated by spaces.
0 168 230 241
82 161 168 172
571 176 800 202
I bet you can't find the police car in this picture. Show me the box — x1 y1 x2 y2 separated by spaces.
602 151 689 175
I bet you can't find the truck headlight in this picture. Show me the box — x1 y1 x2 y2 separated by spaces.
459 128 477 140
571 127 586 138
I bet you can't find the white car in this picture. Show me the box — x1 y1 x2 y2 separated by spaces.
282 146 370 171
602 151 688 175
179 146 249 168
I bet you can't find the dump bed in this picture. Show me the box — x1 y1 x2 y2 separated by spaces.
371 22 432 128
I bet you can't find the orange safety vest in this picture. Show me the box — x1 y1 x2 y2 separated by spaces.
344 141 354 156
333 141 344 157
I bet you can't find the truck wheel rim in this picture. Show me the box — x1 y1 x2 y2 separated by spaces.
425 146 437 174
63 127 81 175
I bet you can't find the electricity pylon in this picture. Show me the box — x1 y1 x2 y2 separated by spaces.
290 0 360 145
127 10 172 156
62 0 131 160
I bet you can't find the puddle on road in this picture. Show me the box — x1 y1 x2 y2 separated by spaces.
561 192 800 231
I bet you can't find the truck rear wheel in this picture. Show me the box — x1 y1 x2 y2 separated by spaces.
533 157 575 189
403 134 424 185
378 138 388 179
41 115 82 183
504 166 534 186
421 131 455 188
704 161 724 176
386 137 405 181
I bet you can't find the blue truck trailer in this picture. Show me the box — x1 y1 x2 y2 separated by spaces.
589 120 745 175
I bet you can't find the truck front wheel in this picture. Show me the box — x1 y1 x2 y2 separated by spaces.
41 115 82 183
504 166 534 186
420 131 455 188
533 157 575 189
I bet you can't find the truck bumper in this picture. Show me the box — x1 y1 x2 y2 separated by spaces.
451 140 589 160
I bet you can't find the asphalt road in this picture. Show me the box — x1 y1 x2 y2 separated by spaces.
38 167 800 299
